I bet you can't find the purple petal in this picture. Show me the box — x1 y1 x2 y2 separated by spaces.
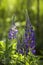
30 41 35 48
24 39 28 43
25 44 29 48
19 49 23 54
32 49 36 54
25 33 27 37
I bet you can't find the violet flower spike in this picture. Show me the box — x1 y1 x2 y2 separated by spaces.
24 10 36 54
8 16 18 39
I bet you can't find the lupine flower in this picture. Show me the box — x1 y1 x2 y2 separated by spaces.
24 10 36 54
8 16 18 39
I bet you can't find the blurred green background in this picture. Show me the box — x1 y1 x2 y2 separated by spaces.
0 0 43 55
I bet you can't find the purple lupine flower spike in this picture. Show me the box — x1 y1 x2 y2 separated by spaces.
24 10 36 54
8 15 18 39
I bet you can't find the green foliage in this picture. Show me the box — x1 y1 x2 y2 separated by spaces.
0 40 40 65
